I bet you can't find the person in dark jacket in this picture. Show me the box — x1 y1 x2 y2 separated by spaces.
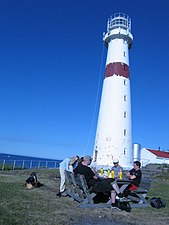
74 155 128 210
126 161 142 191
26 172 37 186
25 172 43 189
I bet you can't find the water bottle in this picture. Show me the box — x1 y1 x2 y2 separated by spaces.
111 169 114 178
107 169 110 177
119 169 123 179
100 168 104 176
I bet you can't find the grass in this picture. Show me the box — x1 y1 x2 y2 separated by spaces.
0 167 169 225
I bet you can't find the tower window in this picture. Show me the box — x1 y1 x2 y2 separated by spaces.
124 129 127 136
124 148 126 154
124 111 127 118
124 95 127 101
123 51 126 57
124 79 127 85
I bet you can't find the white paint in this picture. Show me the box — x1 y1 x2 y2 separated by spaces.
141 148 169 166
93 14 133 169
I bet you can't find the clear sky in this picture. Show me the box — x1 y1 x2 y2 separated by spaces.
1 0 169 160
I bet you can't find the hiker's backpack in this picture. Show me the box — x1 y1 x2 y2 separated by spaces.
150 197 166 209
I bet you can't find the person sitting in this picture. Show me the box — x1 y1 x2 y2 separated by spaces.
73 155 127 210
121 160 142 200
111 158 123 179
25 172 43 189
126 161 142 191
56 155 79 197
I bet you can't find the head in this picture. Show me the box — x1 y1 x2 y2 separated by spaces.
113 158 119 167
30 172 37 177
133 161 141 170
70 155 79 165
75 155 79 161
78 157 84 164
83 155 92 165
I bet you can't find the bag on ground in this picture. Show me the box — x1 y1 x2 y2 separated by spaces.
116 200 131 212
150 197 166 209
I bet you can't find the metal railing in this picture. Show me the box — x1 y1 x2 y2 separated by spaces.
0 159 61 171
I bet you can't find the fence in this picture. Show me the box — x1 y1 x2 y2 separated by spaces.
0 159 61 171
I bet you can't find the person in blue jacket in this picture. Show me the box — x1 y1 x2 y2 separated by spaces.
56 155 79 197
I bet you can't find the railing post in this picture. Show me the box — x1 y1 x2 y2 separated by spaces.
2 160 5 171
22 160 25 169
30 160 32 169
13 160 16 170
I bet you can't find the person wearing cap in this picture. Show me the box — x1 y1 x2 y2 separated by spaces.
56 155 79 197
73 155 127 210
111 158 123 179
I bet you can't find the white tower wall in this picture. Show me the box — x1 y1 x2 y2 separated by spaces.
93 13 133 169
106 38 129 64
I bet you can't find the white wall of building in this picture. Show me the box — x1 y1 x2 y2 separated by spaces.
141 148 169 166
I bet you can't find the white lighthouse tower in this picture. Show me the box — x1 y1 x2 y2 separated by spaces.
93 13 133 169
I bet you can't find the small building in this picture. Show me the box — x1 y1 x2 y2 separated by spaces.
141 148 169 166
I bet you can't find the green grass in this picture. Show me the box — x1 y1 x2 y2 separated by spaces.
0 168 169 225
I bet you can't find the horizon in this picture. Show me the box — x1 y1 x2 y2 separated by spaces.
1 146 169 161
0 152 60 161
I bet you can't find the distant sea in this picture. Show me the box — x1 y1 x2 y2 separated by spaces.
0 153 62 169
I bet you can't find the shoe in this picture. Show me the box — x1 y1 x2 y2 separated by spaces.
117 193 124 198
56 192 62 197
56 190 64 196
61 192 67 197
56 190 67 197
111 206 121 210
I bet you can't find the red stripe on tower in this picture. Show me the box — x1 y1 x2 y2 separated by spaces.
104 62 130 79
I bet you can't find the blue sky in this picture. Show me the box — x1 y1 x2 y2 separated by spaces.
0 0 169 160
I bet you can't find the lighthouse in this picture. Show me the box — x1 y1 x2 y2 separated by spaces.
93 13 133 169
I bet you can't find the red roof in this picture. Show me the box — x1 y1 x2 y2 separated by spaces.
147 149 169 159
